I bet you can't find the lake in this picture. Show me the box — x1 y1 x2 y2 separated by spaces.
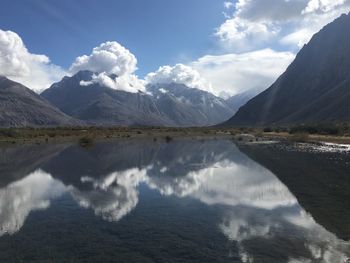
0 139 349 262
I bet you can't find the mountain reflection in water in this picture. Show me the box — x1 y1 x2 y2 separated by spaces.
0 139 349 262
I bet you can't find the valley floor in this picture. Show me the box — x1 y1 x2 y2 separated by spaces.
0 127 233 146
1 127 350 146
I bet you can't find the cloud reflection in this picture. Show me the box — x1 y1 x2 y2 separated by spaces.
0 140 349 262
69 168 147 222
0 170 66 236
143 148 350 262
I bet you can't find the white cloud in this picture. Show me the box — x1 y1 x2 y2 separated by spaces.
0 29 66 93
207 0 350 96
224 1 234 9
303 0 346 13
234 0 308 22
280 28 314 48
80 72 146 93
145 50 295 97
145 63 212 93
216 0 350 52
282 5 350 47
216 0 299 52
191 49 295 96
70 41 137 75
216 17 279 52
70 41 145 93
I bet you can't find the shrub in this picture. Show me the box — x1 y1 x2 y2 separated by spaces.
289 133 309 143
289 124 342 136
165 135 173 143
0 129 18 138
79 136 94 147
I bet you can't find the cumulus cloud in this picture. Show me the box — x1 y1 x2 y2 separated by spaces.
70 41 145 93
215 0 298 52
216 0 350 51
80 72 146 93
216 17 279 52
0 29 66 93
70 41 137 75
234 0 308 22
303 0 346 13
191 49 295 96
145 50 294 97
145 63 212 93
281 5 350 47
207 0 350 96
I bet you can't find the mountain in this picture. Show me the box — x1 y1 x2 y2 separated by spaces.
41 71 171 126
42 71 235 127
223 13 350 127
0 76 78 127
225 89 261 113
147 83 234 126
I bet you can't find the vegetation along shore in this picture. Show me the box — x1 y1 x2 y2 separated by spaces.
1 123 350 146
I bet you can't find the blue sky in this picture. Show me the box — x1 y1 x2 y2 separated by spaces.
0 0 226 76
0 0 349 95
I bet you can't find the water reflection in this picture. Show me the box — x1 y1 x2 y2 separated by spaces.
0 140 349 262
70 168 148 221
0 170 66 236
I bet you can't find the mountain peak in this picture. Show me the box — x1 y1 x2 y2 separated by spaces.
72 70 95 81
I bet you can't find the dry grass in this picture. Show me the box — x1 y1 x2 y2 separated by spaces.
0 126 349 145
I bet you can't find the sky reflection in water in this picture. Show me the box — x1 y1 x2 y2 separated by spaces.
0 139 349 262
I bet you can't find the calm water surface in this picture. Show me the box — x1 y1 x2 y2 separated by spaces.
0 139 349 262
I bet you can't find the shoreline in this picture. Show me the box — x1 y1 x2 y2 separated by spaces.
1 127 350 146
262 132 350 144
0 127 233 146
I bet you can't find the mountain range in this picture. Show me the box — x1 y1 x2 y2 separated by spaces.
224 89 259 114
0 70 242 127
41 71 237 127
147 83 235 126
223 12 350 126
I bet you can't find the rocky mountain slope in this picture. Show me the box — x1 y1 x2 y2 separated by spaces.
223 13 350 126
0 76 78 127
148 83 234 126
42 71 235 127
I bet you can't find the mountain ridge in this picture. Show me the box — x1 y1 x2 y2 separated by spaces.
223 12 350 127
42 71 236 127
0 76 79 127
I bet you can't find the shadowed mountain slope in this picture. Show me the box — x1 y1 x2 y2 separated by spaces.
224 13 350 126
0 76 78 127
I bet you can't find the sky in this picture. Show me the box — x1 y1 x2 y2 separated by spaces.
0 0 349 96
